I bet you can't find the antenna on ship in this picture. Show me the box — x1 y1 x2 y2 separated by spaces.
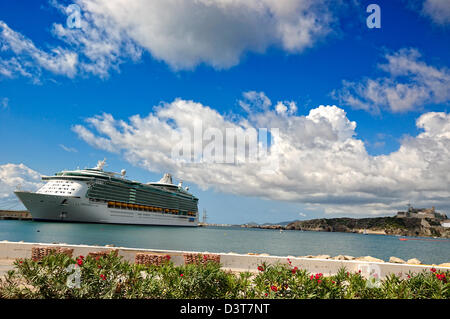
95 158 107 170
202 208 207 224
172 175 191 192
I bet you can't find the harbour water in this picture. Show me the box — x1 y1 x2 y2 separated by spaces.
0 220 449 264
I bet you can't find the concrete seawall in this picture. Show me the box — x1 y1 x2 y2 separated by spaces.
1 240 449 280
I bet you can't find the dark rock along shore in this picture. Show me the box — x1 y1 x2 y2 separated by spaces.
244 216 450 238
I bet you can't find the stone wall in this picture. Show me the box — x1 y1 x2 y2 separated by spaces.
1 240 449 280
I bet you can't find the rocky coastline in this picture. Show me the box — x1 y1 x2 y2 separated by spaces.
242 216 450 238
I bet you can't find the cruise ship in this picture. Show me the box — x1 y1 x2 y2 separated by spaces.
14 160 199 226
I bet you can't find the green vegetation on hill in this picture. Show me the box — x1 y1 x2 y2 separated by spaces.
285 216 450 238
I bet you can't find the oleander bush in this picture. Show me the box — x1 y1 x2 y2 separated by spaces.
0 252 448 299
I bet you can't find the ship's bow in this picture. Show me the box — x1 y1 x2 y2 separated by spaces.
14 191 65 221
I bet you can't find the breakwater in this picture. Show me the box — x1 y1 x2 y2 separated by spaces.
0 210 31 220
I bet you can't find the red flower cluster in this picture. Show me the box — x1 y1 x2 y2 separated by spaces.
435 273 447 283
270 285 277 292
310 273 323 283
165 255 171 261
100 274 106 281
430 268 447 282
257 266 264 272
76 256 84 266
292 266 298 274
180 273 184 277
287 258 292 265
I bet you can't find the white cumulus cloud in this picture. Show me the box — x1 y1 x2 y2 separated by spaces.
333 48 450 113
0 0 339 80
64 0 335 70
1 97 8 109
73 92 450 216
0 163 43 209
421 0 450 25
0 21 78 81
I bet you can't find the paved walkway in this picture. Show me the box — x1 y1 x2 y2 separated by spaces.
0 259 15 278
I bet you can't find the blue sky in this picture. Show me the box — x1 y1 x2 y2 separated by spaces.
0 0 449 224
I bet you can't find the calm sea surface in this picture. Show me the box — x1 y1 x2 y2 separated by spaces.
1 220 449 264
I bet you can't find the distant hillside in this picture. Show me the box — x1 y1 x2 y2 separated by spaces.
285 217 450 238
242 216 450 238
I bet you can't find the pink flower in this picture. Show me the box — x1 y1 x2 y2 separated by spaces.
430 268 437 273
100 274 106 280
257 266 264 272
270 285 277 292
292 266 298 274
180 273 184 277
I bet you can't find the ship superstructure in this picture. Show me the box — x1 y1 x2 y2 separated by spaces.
14 160 199 226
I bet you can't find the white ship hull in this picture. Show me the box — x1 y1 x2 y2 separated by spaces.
14 191 198 227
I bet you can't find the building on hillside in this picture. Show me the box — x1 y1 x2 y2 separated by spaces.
396 205 447 220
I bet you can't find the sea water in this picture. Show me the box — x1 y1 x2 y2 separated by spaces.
0 220 449 264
